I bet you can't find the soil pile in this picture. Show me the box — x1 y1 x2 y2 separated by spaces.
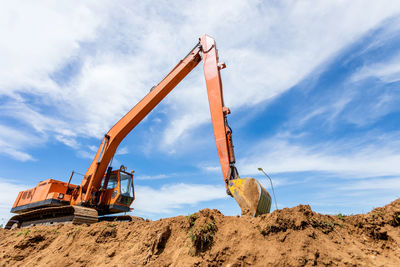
0 199 399 266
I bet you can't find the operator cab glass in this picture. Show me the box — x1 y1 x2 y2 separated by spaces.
106 174 118 189
120 172 134 198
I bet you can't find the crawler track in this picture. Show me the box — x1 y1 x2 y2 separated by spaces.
5 206 98 229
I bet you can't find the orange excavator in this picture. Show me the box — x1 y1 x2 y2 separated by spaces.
6 34 271 229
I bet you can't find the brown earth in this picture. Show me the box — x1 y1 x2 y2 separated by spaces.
0 199 399 267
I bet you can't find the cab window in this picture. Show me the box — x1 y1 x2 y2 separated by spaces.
106 174 118 189
120 172 133 197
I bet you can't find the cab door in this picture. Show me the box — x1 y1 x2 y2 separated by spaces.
101 171 119 207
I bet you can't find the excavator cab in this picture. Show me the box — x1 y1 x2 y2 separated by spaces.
100 168 135 214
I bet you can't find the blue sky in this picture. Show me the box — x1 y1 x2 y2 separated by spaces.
1 1 400 222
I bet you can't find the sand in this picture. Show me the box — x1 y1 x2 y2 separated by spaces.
0 198 399 266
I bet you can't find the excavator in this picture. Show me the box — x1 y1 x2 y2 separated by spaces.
5 34 271 229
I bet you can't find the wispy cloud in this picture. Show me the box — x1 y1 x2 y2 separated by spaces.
0 1 106 95
0 124 40 161
296 175 400 214
352 53 400 83
116 146 129 155
337 176 400 191
135 174 170 181
0 178 30 222
132 183 227 214
239 133 400 178
76 150 95 160
201 165 221 173
257 177 297 189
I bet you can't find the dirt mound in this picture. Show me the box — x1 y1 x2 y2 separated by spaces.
0 199 399 266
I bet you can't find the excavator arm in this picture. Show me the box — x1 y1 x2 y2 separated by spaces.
72 34 271 216
201 35 239 190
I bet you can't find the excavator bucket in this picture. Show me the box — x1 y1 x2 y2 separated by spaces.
229 178 271 216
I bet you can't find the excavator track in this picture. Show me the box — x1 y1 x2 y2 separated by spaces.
5 206 98 229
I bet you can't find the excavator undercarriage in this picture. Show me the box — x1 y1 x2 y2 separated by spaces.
5 206 140 229
5 206 98 229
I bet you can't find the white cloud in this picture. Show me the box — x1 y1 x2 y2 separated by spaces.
299 175 400 214
352 53 400 83
0 178 30 224
55 135 80 149
0 1 107 95
257 177 294 189
338 177 400 191
0 124 41 161
201 165 221 173
135 174 169 181
116 146 129 155
239 133 400 178
0 148 34 162
76 150 95 160
88 145 98 152
132 183 227 214
0 102 67 135
0 101 80 159
58 54 153 138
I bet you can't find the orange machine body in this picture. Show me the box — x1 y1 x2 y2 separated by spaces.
11 179 73 214
12 170 134 215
